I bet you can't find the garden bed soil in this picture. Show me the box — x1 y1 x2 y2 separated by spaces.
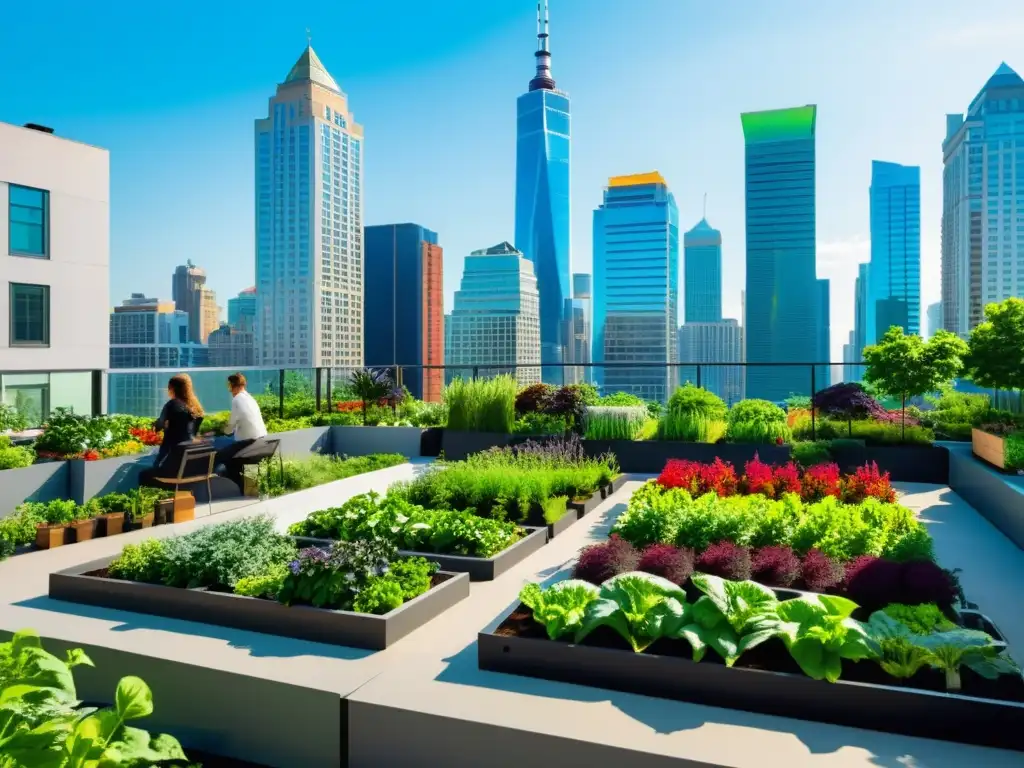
581 440 791 474
49 558 470 650
293 525 550 582
480 602 1024 752
831 443 950 484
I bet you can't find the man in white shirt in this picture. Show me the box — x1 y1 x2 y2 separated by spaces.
214 373 268 491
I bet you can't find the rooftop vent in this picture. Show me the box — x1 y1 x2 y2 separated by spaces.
24 123 54 134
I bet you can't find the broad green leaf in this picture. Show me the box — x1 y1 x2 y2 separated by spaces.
707 625 741 666
98 726 187 766
115 677 153 720
521 581 600 641
576 598 631 647
839 633 876 662
690 573 729 614
14 648 77 697
964 653 1021 680
865 611 915 641
675 624 708 662
817 594 859 619
913 629 994 653
737 627 780 656
823 652 843 683
65 649 94 670
789 636 829 680
65 709 120 765
689 596 724 630
11 630 42 655
776 596 828 627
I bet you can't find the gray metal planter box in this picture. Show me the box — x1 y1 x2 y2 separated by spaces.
271 427 332 458
582 440 791 474
330 426 423 458
0 461 70 518
50 556 470 650
67 451 158 505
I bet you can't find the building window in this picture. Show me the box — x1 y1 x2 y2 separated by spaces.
9 283 49 346
8 185 49 258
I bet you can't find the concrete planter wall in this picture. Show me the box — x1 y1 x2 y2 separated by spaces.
831 444 950 484
949 445 1024 551
0 461 70 519
440 431 514 461
330 426 423 458
270 426 332 458
582 440 791 474
67 451 157 505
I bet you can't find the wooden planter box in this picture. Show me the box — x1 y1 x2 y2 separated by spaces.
70 518 99 543
35 523 67 550
99 512 125 537
973 428 1007 470
154 493 195 525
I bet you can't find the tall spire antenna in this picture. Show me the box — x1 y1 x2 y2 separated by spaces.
529 0 556 91
306 27 312 47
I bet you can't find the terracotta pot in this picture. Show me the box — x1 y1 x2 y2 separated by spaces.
169 492 196 524
70 518 98 543
100 512 125 537
35 523 66 550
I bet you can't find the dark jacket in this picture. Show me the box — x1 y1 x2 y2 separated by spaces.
154 399 204 466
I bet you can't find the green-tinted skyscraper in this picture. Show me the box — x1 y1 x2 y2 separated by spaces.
741 105 819 401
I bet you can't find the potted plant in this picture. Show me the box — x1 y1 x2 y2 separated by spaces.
964 298 1024 468
69 501 100 543
124 488 157 531
94 492 134 537
34 499 78 550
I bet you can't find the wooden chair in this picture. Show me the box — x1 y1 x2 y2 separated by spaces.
147 443 219 516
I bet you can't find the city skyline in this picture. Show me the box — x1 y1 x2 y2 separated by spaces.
5 1 1024 364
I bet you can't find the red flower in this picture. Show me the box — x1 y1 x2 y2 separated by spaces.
842 462 896 503
657 458 737 496
335 400 363 413
129 426 162 446
742 454 777 497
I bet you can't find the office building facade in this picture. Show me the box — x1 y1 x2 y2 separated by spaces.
842 330 857 383
942 62 1024 336
172 261 217 344
926 301 942 339
447 242 540 385
683 218 723 323
741 105 820 402
868 160 921 344
227 287 257 330
593 172 679 402
561 272 592 383
364 223 444 401
817 278 831 389
208 323 256 368
0 121 109 425
514 0 571 382
678 319 744 405
255 45 364 367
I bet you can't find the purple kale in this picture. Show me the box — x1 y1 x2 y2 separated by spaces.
799 549 844 592
751 545 802 587
696 541 752 581
637 544 695 585
572 534 639 585
842 556 902 611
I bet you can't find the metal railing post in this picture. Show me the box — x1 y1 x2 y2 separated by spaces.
696 364 702 389
810 364 817 442
315 367 323 412
472 366 479 381
325 368 333 411
278 369 285 419
91 370 103 417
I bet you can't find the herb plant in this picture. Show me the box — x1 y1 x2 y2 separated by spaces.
258 453 407 497
584 406 649 440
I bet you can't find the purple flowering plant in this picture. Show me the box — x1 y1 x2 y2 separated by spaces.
279 536 397 609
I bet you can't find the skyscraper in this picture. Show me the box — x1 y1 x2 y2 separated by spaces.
227 287 257 331
868 160 921 344
683 218 723 323
255 45 363 367
817 278 831 389
842 330 857 383
741 105 819 402
678 320 744 405
926 301 942 339
447 242 540 386
563 273 592 383
172 261 209 344
363 224 444 402
514 0 570 383
853 261 870 373
593 172 679 402
942 63 1024 336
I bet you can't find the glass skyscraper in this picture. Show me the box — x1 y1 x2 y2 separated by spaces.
514 0 570 383
364 224 444 402
593 172 679 402
683 218 723 323
447 242 540 386
678 320 744 406
254 46 363 367
817 278 831 389
227 288 257 331
942 63 1024 336
867 160 921 344
741 105 819 402
561 273 592 384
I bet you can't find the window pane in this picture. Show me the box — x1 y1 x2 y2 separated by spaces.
9 185 44 207
10 223 43 254
8 185 48 257
11 206 43 225
9 283 49 345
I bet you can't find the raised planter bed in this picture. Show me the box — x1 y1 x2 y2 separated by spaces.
831 443 950 484
50 556 470 650
440 430 514 461
295 525 549 582
67 451 157 505
581 440 791 474
971 428 1018 473
480 595 1024 752
600 474 628 499
567 476 626 518
0 460 70 518
330 425 424 458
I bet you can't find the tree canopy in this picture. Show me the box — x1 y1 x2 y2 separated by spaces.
964 297 1024 392
863 326 968 401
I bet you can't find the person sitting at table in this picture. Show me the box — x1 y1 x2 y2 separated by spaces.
213 372 268 490
139 373 205 484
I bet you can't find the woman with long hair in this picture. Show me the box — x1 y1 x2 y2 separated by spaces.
151 373 205 469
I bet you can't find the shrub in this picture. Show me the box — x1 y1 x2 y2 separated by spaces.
444 376 517 433
741 455 801 499
0 402 28 432
842 462 897 503
791 440 832 467
597 391 646 407
845 419 934 446
234 563 288 600
801 462 842 501
572 534 639 584
812 382 887 422
696 541 752 581
841 556 955 612
799 549 844 592
658 385 728 442
657 458 738 496
1006 434 1024 471
0 436 34 470
513 412 566 436
636 543 694 585
881 603 956 634
726 399 791 444
751 545 801 587
544 386 586 431
584 406 648 440
108 538 168 584
515 383 554 415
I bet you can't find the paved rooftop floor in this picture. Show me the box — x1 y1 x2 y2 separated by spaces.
1 465 1021 767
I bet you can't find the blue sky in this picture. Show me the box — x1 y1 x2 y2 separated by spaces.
3 0 1023 362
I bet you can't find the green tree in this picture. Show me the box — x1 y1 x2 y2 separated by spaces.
964 298 1024 406
863 326 968 439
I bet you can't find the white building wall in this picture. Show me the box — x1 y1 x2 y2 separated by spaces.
0 121 109 372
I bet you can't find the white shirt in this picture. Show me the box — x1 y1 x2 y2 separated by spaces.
228 390 267 441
